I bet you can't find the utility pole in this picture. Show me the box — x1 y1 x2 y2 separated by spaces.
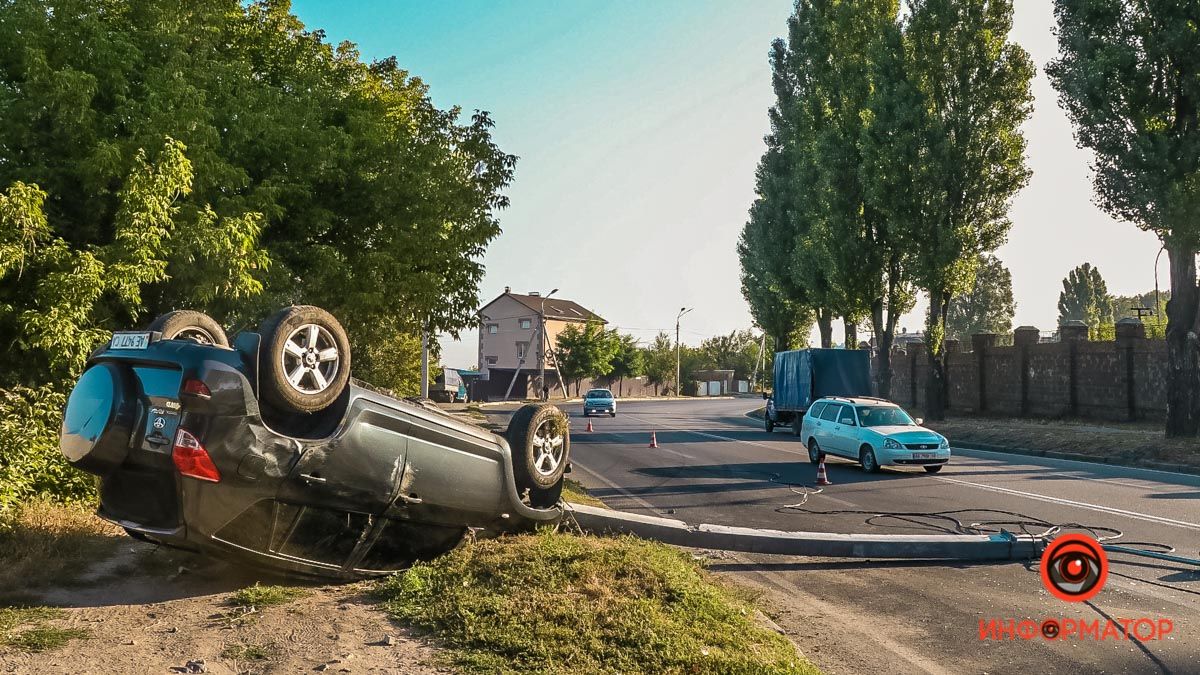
538 288 559 400
675 307 692 397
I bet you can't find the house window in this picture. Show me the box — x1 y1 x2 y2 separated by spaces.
517 342 529 359
487 324 498 334
519 318 532 329
485 356 497 365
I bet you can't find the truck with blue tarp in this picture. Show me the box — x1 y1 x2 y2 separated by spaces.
765 348 872 433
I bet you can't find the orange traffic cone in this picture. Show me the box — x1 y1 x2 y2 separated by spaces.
815 454 832 486
649 431 658 448
586 420 594 432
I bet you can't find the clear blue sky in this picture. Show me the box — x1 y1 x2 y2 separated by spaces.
290 0 1163 368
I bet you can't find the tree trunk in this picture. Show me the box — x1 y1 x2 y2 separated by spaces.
816 310 833 348
925 289 950 421
1165 246 1200 436
844 319 858 349
869 299 897 399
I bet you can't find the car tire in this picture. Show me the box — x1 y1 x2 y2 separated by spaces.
147 310 229 347
807 439 821 464
610 412 616 417
507 403 569 508
60 363 139 476
924 465 944 474
860 446 880 474
258 305 351 414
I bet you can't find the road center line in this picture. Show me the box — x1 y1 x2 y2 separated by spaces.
933 475 1200 531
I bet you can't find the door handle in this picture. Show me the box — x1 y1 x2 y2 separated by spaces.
300 473 327 484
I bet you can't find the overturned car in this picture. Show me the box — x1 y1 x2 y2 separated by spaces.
59 306 569 579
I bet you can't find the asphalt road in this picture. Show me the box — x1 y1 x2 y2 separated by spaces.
549 398 1200 674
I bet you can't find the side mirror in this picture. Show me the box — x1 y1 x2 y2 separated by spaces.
914 417 924 425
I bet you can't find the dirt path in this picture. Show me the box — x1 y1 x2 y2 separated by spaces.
1 539 447 674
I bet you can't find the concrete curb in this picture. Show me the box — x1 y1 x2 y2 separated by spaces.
951 440 1200 477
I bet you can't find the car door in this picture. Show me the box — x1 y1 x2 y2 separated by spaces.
817 403 848 456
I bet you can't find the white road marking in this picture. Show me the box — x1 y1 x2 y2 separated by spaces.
933 475 1200 532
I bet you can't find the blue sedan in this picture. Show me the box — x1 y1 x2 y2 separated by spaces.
583 388 617 417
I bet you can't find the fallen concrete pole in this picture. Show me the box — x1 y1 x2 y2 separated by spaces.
565 502 1045 561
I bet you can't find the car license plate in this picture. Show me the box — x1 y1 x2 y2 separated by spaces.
914 453 935 460
110 331 151 350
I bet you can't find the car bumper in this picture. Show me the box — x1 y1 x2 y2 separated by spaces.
877 448 951 466
584 406 615 415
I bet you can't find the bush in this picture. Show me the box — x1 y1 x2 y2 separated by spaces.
0 386 95 521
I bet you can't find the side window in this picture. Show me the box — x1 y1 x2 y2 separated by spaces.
808 402 827 418
486 324 498 335
839 408 857 426
516 342 528 358
485 356 497 365
819 403 842 422
519 318 532 329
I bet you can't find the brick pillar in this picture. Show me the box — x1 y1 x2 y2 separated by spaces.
972 333 999 413
1060 320 1088 416
1116 318 1145 421
1014 326 1039 416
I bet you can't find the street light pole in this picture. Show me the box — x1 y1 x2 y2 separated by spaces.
538 288 559 400
675 307 692 396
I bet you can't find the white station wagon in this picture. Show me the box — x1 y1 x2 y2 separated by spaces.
800 396 950 473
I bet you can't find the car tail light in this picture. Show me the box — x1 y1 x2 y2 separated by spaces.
181 378 211 398
172 428 220 482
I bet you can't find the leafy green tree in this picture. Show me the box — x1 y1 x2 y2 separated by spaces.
1058 263 1114 335
608 334 644 396
641 332 677 396
700 330 761 382
554 322 618 396
0 0 513 394
1048 0 1200 435
1111 290 1170 339
946 254 1015 340
867 0 1034 420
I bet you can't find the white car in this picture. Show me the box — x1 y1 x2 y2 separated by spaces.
799 396 950 473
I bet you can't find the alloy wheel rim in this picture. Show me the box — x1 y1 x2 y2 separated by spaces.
531 419 566 478
280 323 340 394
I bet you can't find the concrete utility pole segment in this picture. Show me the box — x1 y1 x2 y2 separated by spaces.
675 307 692 396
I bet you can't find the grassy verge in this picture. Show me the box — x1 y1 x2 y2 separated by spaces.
561 478 607 509
0 606 89 652
0 499 122 601
376 531 815 674
229 583 308 608
928 415 1200 470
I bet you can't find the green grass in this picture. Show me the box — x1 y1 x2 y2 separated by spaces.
0 499 122 598
0 606 89 653
221 642 273 660
375 531 817 674
229 583 308 608
561 478 607 509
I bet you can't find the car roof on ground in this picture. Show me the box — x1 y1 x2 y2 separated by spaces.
817 396 899 406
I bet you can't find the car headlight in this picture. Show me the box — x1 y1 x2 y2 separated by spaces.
883 438 903 450
939 437 949 449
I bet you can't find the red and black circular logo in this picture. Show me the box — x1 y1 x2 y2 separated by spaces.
1040 533 1108 602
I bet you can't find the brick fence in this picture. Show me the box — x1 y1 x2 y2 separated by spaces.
884 319 1167 421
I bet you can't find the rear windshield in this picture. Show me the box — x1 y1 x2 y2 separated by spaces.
585 390 612 398
856 406 915 427
134 366 183 399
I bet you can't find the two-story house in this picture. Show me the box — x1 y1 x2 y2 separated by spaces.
477 287 605 400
